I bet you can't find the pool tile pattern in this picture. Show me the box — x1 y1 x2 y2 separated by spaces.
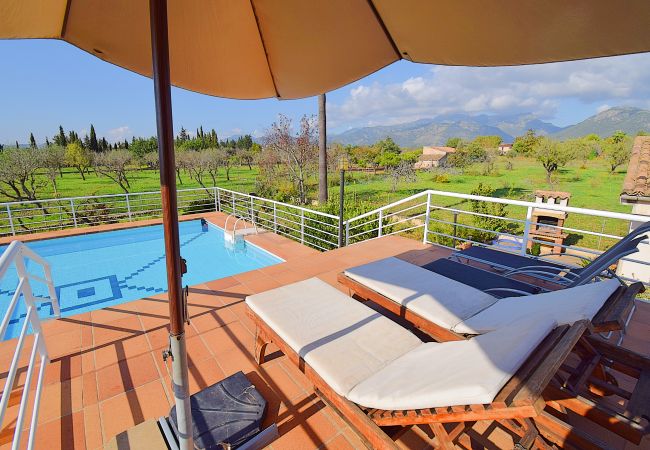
0 212 648 449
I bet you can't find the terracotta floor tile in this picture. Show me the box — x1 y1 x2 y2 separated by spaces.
257 361 307 403
91 315 144 346
43 353 83 386
189 305 238 334
82 371 99 407
22 411 86 450
92 334 152 370
83 404 103 449
45 329 83 359
204 276 239 291
38 376 84 424
321 433 357 449
274 399 339 450
96 353 159 402
99 379 171 443
163 356 226 396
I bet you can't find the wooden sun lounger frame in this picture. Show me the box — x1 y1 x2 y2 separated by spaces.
249 304 598 449
337 272 644 342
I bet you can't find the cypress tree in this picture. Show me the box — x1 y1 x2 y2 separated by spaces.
124 139 129 149
29 133 37 149
45 137 51 147
56 125 67 146
89 124 99 152
16 140 20 149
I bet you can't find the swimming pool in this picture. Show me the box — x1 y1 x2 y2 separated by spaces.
0 219 282 340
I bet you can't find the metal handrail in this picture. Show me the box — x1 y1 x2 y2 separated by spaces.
0 241 60 450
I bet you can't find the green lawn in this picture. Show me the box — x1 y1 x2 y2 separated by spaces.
1 157 632 249
2 166 260 201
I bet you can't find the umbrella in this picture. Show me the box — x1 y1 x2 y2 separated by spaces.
3 0 650 100
2 1 650 448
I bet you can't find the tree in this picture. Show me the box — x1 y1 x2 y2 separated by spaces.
388 160 416 192
604 138 632 173
176 127 190 144
142 151 160 170
183 151 208 189
65 142 91 180
89 124 99 152
202 148 221 186
445 137 463 148
533 137 572 183
318 93 328 203
93 149 132 192
130 137 157 159
609 130 627 144
262 114 318 204
447 142 487 172
43 145 66 194
512 129 540 155
29 133 37 149
473 135 502 149
0 148 46 202
53 125 67 147
375 151 401 168
238 148 255 170
374 137 400 155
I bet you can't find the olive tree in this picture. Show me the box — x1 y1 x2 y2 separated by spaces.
43 145 66 194
0 148 46 202
65 142 91 180
604 138 632 173
262 114 318 204
533 137 573 183
93 149 132 193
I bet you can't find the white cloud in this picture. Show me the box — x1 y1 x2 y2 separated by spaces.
329 54 650 129
106 126 132 142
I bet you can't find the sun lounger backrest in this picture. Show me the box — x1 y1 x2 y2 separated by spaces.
571 234 647 286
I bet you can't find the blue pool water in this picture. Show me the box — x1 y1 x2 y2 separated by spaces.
0 220 282 340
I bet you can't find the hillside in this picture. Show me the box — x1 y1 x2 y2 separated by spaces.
329 107 650 147
551 106 650 140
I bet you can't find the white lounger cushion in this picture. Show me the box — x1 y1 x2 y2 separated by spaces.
344 257 497 329
246 278 422 396
347 318 556 410
452 278 620 335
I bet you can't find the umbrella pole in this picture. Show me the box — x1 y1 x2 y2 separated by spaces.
149 1 193 449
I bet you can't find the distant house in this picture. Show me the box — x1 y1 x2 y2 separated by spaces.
618 136 650 282
414 146 455 169
498 142 513 154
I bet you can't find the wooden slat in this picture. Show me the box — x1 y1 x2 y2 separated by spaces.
592 282 644 332
544 384 647 445
513 321 588 404
535 410 610 450
624 369 650 422
587 335 650 372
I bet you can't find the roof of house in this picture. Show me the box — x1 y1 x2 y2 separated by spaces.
621 136 650 198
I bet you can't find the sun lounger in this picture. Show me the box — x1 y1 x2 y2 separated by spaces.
246 278 600 449
338 256 639 341
422 258 542 297
454 221 650 287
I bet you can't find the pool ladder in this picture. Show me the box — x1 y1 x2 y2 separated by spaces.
224 214 259 245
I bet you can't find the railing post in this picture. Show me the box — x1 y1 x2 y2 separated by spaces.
6 205 15 236
378 210 383 237
70 199 77 227
250 196 255 224
214 187 220 212
345 221 350 246
300 210 305 244
232 193 236 214
125 194 132 221
273 203 278 233
521 205 533 256
423 192 431 244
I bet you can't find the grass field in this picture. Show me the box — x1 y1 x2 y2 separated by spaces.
1 156 632 249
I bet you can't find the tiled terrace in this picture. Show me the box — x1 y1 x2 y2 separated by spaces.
0 212 648 449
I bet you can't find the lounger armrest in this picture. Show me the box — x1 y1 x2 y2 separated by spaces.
592 282 644 333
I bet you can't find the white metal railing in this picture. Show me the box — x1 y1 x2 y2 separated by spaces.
344 189 650 284
0 187 341 251
3 186 650 282
0 241 60 450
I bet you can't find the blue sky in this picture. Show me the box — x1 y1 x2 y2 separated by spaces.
2 39 650 145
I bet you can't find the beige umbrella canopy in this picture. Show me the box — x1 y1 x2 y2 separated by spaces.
3 0 650 100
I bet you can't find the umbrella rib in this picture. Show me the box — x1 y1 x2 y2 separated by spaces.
60 0 72 38
365 0 402 60
249 0 281 99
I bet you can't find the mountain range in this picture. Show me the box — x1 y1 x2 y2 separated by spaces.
329 106 650 147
